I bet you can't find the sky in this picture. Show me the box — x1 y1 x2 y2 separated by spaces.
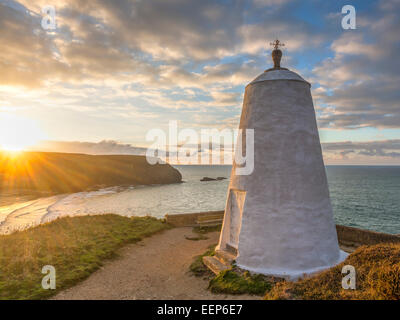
0 0 399 164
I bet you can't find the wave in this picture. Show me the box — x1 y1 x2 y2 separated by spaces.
0 187 123 234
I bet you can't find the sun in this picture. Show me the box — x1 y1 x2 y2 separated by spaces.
0 113 44 152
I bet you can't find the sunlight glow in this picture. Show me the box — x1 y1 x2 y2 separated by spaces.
0 113 44 152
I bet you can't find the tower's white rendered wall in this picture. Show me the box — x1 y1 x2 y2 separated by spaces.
217 69 347 280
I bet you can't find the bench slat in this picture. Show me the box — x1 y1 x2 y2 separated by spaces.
197 215 224 221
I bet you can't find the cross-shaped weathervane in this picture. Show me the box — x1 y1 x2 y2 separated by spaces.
270 39 285 50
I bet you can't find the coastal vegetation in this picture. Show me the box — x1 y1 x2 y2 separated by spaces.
0 151 182 199
189 244 217 276
209 270 272 295
189 244 272 296
1 210 399 300
0 214 169 300
192 242 400 299
265 243 400 300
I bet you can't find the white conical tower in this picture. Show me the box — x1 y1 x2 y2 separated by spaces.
217 40 347 280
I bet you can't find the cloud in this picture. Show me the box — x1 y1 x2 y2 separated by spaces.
253 0 292 7
0 3 67 87
28 138 400 166
31 140 148 155
313 0 400 129
0 0 325 87
1 0 399 156
322 139 400 163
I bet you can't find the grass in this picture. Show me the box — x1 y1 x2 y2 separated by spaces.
189 244 217 276
265 243 400 300
0 214 170 300
190 244 272 296
209 270 272 296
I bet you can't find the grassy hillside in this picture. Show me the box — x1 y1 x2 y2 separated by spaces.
0 151 181 196
0 214 170 300
265 243 400 300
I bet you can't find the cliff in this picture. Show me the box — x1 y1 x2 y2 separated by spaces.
0 151 182 196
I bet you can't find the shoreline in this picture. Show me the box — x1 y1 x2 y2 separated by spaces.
2 190 400 239
1 165 400 235
0 182 183 235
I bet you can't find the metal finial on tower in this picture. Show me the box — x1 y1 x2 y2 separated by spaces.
270 39 285 50
269 39 285 69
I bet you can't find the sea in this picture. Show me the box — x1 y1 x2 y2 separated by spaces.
0 165 399 235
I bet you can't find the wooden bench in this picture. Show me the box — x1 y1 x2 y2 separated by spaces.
196 213 224 227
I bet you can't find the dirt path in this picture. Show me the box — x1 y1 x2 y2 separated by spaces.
53 227 258 300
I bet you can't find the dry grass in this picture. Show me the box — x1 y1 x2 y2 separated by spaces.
0 214 169 300
265 243 400 300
